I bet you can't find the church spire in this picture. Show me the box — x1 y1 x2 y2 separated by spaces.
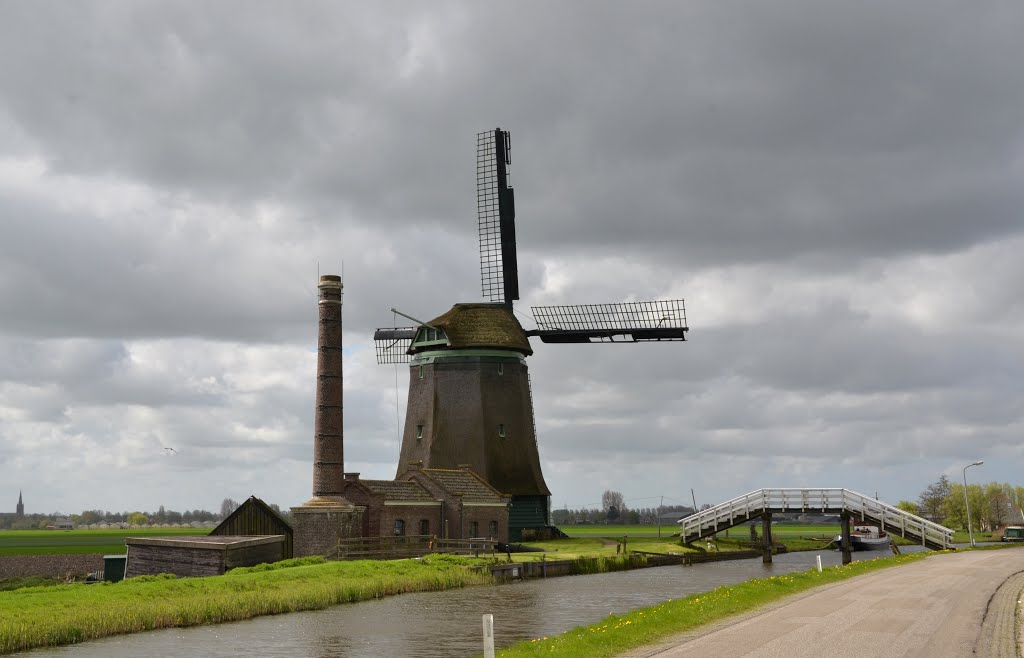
16 490 24 518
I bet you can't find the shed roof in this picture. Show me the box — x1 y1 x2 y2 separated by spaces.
415 304 532 355
422 469 506 503
212 495 292 535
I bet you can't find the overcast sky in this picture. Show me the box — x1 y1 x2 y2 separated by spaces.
2 2 1022 516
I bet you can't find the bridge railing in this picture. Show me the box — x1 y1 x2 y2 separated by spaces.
838 489 953 549
678 488 954 549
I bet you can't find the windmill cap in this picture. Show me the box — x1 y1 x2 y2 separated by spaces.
319 274 343 288
415 303 532 355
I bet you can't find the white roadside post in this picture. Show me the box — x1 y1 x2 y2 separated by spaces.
816 555 822 572
483 613 495 658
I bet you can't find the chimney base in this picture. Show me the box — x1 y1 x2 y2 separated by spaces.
291 498 364 557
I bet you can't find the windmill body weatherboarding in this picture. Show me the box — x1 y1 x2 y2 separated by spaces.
375 129 688 540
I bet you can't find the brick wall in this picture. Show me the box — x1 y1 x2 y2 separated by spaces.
291 506 364 557
378 505 442 539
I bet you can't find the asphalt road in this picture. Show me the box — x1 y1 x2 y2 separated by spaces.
624 548 1024 658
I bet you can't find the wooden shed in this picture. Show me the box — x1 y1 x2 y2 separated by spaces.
125 535 287 578
211 495 293 558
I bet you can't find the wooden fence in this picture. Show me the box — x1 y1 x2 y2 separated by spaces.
324 535 499 561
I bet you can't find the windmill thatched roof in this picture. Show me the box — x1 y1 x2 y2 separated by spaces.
417 304 532 355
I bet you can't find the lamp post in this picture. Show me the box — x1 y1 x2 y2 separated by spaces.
963 461 984 547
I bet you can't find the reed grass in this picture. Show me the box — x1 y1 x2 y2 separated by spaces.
0 554 490 655
496 552 930 658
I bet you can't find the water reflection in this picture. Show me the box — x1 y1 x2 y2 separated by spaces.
29 547 927 657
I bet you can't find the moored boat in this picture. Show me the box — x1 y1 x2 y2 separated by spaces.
833 525 891 551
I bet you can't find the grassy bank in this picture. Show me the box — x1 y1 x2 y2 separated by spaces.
0 554 490 655
0 529 207 556
496 552 930 657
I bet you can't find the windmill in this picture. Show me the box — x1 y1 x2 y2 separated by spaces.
374 128 688 540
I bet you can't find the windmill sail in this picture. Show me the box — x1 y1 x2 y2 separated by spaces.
528 300 688 343
373 327 415 364
478 128 519 305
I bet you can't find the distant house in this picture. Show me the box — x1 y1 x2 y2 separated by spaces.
49 518 74 530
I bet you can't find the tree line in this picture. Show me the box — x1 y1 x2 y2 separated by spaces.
0 498 289 530
899 476 1024 532
551 490 696 525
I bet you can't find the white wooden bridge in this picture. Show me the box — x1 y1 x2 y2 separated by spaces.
678 488 954 554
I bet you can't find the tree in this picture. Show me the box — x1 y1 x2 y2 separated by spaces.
985 482 1012 529
918 476 951 521
895 500 920 515
127 512 148 526
220 498 240 519
601 490 625 523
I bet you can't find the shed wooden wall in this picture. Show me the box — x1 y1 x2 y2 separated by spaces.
212 497 293 558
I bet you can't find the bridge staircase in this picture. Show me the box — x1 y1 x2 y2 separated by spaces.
679 488 954 551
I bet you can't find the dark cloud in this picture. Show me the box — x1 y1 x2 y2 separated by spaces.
1 1 1023 513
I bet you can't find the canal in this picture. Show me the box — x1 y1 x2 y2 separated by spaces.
31 547 928 657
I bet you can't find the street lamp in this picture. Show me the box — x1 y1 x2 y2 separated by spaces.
963 461 984 547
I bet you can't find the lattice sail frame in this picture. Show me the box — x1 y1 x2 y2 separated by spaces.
374 327 415 364
529 300 688 343
477 129 518 304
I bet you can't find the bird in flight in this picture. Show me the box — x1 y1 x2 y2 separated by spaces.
163 447 178 454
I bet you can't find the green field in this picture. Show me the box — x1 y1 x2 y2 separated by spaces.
0 529 209 556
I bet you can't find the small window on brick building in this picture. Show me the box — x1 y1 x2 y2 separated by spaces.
498 423 506 438
498 363 504 375
394 519 406 536
418 365 424 379
419 519 430 536
489 520 498 538
470 521 479 537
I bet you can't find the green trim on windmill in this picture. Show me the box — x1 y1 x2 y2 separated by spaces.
411 350 528 364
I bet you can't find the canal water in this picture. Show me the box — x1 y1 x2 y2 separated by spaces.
31 547 927 657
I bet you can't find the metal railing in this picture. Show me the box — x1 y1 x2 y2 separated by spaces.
678 488 954 550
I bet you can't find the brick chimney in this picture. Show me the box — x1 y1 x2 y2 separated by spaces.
312 275 344 497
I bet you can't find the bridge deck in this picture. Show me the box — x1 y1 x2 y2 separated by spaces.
678 488 954 550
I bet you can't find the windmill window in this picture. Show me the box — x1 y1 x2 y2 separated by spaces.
412 327 448 349
498 424 506 438
498 363 504 376
416 425 424 443
418 365 424 379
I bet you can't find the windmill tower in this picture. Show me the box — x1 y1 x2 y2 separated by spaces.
375 129 688 539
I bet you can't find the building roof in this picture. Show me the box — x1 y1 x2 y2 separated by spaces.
360 479 438 503
212 495 292 536
421 469 506 503
416 304 532 355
